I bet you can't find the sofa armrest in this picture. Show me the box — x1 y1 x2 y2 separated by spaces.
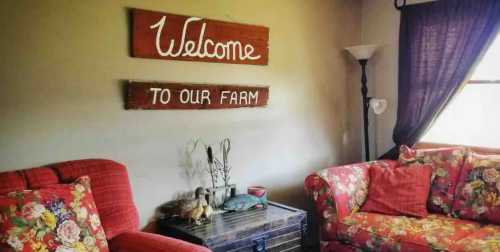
109 231 211 252
305 160 397 220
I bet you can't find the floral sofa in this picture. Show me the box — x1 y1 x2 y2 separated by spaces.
0 159 210 252
305 146 500 252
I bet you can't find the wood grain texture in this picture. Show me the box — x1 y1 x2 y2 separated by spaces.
157 202 307 252
132 9 269 65
415 142 500 155
126 82 269 110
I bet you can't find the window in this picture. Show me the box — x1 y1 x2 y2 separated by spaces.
421 34 500 147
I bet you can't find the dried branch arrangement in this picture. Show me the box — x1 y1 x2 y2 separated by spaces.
205 138 233 208
205 138 232 188
206 145 218 189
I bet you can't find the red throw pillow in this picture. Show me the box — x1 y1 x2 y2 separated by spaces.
361 164 433 218
0 176 109 252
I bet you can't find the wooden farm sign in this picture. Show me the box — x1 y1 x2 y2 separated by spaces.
127 82 269 110
131 9 269 65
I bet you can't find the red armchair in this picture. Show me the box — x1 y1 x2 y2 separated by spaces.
0 159 210 252
109 231 209 252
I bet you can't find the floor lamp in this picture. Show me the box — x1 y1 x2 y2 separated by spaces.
345 45 387 161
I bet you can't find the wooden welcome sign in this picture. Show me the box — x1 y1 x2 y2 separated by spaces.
131 9 269 65
127 82 269 110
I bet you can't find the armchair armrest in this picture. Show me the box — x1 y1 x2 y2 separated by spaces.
304 160 396 240
109 231 211 252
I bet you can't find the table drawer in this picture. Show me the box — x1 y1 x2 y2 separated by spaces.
213 225 304 252
267 230 302 252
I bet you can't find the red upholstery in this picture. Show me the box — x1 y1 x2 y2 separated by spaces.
337 212 480 251
306 154 500 252
0 159 203 252
321 240 356 252
304 160 398 242
109 231 211 252
0 170 25 195
0 160 140 240
361 164 433 218
24 166 60 188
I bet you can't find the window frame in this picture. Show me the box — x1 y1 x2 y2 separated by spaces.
468 80 500 84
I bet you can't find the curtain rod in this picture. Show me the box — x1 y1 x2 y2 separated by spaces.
395 0 438 11
394 0 407 10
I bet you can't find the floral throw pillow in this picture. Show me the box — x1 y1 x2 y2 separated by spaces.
0 176 109 252
452 152 500 224
398 145 466 214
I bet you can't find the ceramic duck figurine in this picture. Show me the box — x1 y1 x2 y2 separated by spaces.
203 196 214 221
222 194 268 212
159 187 207 221
189 200 205 225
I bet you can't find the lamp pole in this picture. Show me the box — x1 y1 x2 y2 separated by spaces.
345 44 378 162
359 59 370 161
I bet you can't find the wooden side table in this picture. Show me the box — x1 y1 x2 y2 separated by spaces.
157 202 307 252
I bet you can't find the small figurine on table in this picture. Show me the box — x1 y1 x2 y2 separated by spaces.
160 187 213 225
222 193 268 212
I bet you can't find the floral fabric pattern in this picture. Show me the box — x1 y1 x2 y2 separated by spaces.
304 160 397 241
398 145 466 214
337 212 480 252
304 174 338 241
305 160 397 219
452 152 500 224
0 176 108 252
451 225 500 252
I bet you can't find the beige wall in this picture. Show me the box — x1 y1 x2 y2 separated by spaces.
0 0 362 226
360 0 434 157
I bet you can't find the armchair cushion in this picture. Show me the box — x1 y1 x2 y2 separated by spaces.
109 231 211 252
0 160 141 240
53 159 140 239
0 171 25 195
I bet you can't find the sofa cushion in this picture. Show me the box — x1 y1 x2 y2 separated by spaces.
398 145 466 214
0 176 109 252
450 225 500 252
337 212 480 251
452 152 500 224
361 163 433 218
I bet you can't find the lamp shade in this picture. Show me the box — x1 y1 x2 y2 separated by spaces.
369 98 388 115
345 44 378 60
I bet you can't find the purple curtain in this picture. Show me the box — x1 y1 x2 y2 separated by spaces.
382 0 500 159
